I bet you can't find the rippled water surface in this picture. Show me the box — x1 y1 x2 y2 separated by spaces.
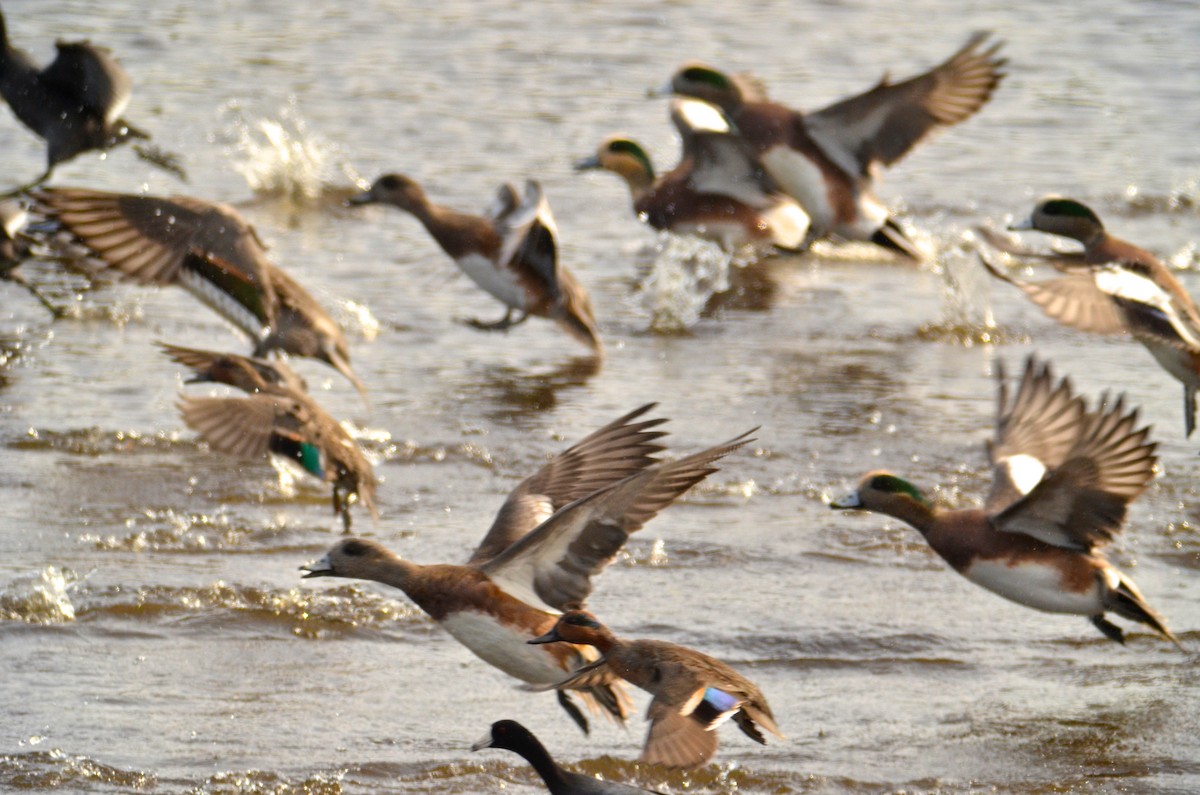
2 1 1199 793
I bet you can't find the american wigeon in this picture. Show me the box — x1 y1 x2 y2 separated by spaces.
831 355 1181 648
29 187 366 397
666 33 1006 260
576 98 810 252
162 343 376 531
350 175 602 354
300 406 753 732
0 9 184 190
528 610 783 769
471 719 665 795
0 199 60 314
981 196 1200 436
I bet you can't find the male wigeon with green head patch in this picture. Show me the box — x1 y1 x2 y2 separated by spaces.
832 355 1182 649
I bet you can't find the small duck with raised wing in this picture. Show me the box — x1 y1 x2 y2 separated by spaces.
350 175 601 353
301 406 754 732
831 355 1181 648
981 196 1200 436
162 343 376 531
528 610 783 769
666 33 1005 259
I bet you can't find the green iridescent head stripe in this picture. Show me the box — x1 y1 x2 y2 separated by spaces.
868 473 929 506
607 138 654 178
681 64 733 92
1040 198 1103 227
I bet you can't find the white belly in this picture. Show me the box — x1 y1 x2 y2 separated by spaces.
760 148 834 231
440 611 565 685
965 559 1104 615
456 253 527 310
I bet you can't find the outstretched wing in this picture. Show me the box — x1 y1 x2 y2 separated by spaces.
993 390 1156 550
806 32 1005 175
985 356 1088 514
980 253 1129 335
481 430 754 612
468 404 669 565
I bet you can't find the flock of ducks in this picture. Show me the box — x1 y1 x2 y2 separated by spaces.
0 7 1194 792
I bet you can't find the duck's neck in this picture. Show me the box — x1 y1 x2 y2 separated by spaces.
409 201 489 260
511 735 569 791
361 551 421 592
885 496 938 536
619 163 655 200
584 626 619 655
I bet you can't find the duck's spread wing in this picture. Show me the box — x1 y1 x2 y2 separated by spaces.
985 356 1087 514
642 702 718 769
45 42 132 124
979 254 1129 336
32 188 274 291
806 32 1005 175
467 404 668 565
1094 263 1200 351
495 179 560 293
480 430 753 612
992 385 1157 549
178 394 290 460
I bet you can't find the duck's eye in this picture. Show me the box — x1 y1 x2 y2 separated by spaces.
342 539 369 556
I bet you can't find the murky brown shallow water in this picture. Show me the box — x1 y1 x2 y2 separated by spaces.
1 1 1199 793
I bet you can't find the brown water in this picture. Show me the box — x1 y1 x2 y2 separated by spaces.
1 1 1199 793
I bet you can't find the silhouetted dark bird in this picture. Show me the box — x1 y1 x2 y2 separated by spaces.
0 7 185 191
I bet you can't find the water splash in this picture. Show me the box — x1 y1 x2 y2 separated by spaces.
0 566 81 623
635 233 736 332
917 228 1012 346
218 97 354 205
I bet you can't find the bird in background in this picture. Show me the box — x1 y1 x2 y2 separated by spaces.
576 97 811 253
831 355 1181 649
0 198 61 314
528 609 784 769
0 6 186 192
981 195 1200 437
162 343 377 531
350 175 602 354
664 32 1006 259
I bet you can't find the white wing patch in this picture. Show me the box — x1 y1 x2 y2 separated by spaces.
1000 453 1047 497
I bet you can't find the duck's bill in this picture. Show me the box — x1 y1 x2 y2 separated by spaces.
469 732 494 752
345 191 376 206
1007 216 1034 231
299 556 333 578
829 492 862 510
526 627 562 645
573 154 601 172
